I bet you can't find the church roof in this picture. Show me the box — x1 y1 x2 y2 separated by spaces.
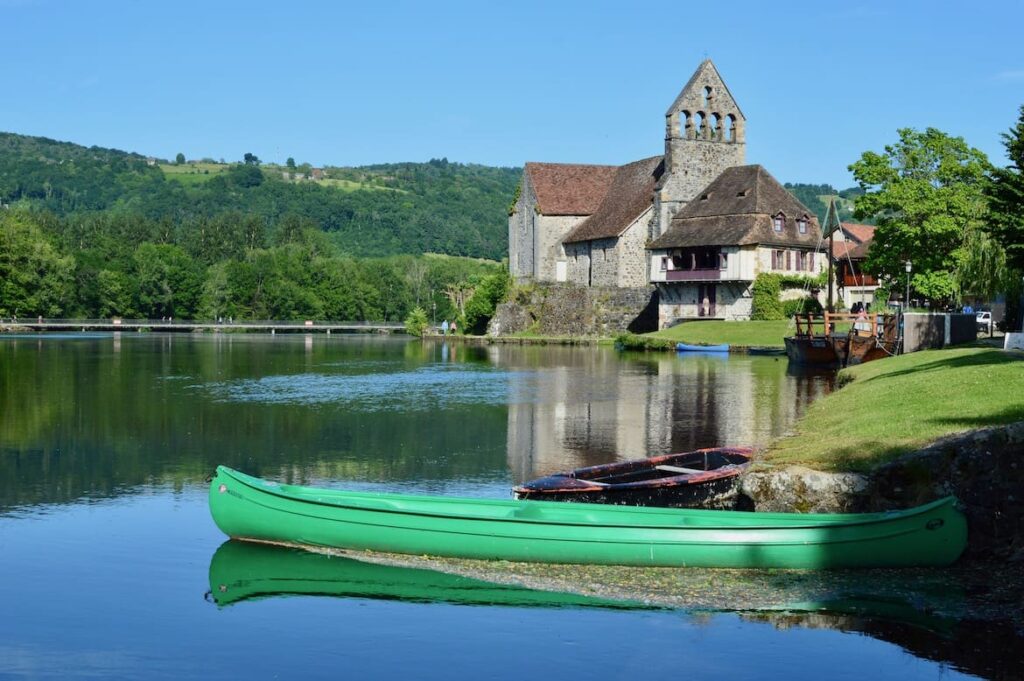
562 156 663 244
648 165 821 249
525 162 619 215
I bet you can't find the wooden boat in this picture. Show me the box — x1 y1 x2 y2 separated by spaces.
676 342 730 353
209 466 967 569
785 312 899 367
207 540 642 610
512 446 752 508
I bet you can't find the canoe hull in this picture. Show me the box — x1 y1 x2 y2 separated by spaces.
209 467 967 569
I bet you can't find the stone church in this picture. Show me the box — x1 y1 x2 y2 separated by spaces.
507 60 824 327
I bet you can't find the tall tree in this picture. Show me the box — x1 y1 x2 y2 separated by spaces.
849 128 991 303
175 152 186 165
985 105 1024 272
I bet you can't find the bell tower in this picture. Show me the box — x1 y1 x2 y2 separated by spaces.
651 60 746 240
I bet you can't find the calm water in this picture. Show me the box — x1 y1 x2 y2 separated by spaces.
0 333 1005 679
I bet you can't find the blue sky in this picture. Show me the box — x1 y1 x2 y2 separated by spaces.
3 0 1022 187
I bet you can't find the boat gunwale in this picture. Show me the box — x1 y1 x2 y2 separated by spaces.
214 466 959 533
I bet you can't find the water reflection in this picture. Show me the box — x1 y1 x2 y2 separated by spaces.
208 540 642 610
497 346 832 482
0 334 829 510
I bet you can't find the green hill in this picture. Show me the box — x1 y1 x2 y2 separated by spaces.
783 182 868 225
0 132 519 260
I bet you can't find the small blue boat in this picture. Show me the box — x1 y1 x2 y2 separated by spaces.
676 342 730 353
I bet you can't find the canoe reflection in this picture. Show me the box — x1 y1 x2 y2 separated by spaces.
207 540 646 610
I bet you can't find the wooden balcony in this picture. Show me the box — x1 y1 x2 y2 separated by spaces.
665 268 723 282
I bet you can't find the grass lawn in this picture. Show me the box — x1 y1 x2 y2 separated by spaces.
648 320 793 348
763 346 1024 472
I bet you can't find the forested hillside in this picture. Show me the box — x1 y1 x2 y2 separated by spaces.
0 133 519 260
783 182 867 225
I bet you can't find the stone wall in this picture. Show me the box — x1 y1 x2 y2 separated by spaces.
508 173 536 281
740 422 1024 559
488 284 658 337
617 210 651 287
536 214 584 282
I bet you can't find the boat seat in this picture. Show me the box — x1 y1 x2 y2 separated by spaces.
655 465 705 475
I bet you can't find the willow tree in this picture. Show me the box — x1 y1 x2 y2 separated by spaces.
849 128 991 303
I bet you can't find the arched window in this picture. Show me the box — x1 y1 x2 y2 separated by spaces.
710 113 721 140
694 112 706 139
680 110 692 138
702 86 712 108
773 213 786 233
724 115 735 142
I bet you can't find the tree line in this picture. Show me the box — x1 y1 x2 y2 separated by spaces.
848 106 1024 325
0 208 502 323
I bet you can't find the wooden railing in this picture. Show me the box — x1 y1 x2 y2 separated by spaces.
794 312 898 342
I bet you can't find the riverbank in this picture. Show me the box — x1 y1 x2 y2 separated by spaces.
423 332 607 345
761 346 1023 472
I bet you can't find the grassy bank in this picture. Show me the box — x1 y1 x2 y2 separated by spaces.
647 320 792 348
764 347 1024 472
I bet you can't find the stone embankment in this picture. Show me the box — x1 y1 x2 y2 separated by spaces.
740 422 1024 560
488 284 657 337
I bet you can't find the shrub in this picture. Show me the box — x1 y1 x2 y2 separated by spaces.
463 269 511 334
404 306 429 336
782 297 823 318
751 274 784 320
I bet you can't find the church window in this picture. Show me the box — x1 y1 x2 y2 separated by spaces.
694 112 706 138
702 86 712 108
724 114 735 142
710 113 720 140
773 213 785 232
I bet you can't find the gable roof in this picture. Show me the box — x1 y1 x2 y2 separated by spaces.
841 222 876 244
562 156 663 244
664 59 746 120
832 223 876 260
525 162 618 216
648 165 821 249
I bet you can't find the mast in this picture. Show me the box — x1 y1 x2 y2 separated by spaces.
822 198 842 314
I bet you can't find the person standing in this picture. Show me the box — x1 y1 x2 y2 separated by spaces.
450 320 457 335
441 319 449 336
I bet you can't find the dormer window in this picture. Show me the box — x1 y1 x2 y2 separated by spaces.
773 213 786 232
797 216 808 234
700 192 711 201
736 189 749 198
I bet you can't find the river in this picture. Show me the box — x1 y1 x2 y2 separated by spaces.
0 333 1012 679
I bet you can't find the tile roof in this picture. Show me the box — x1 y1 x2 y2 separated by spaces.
562 156 663 244
525 162 619 216
841 222 876 244
648 165 821 249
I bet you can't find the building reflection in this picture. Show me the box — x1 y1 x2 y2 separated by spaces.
495 346 832 483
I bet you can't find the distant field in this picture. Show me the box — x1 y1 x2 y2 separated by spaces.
159 163 229 184
319 178 404 193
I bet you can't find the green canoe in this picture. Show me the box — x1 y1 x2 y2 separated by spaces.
208 540 644 609
209 466 967 569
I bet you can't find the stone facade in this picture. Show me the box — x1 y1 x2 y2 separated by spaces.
562 209 652 289
508 174 588 283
